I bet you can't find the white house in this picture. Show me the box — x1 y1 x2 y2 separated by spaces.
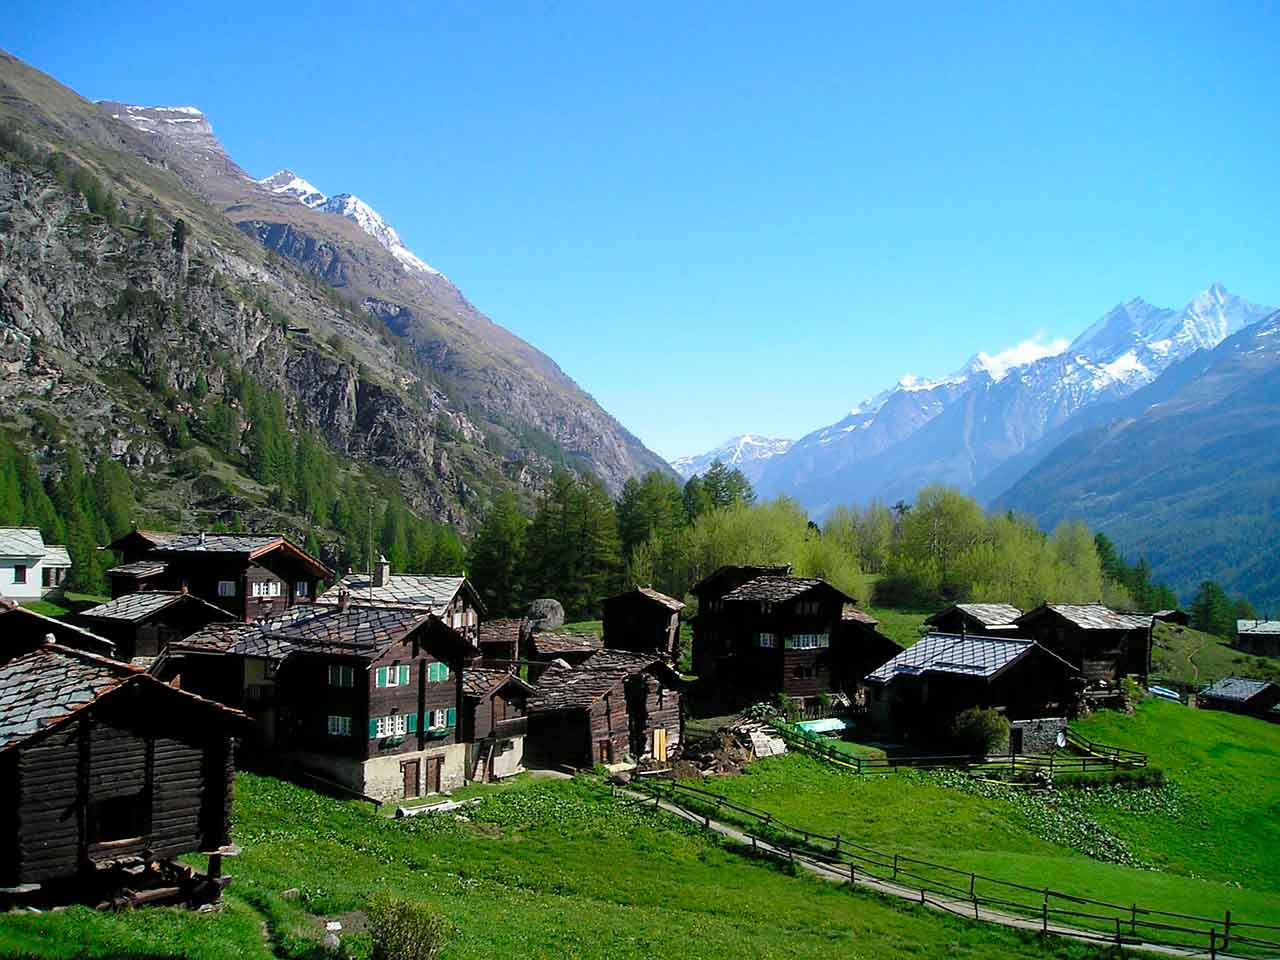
0 528 72 601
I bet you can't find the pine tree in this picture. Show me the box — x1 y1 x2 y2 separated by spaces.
468 491 528 616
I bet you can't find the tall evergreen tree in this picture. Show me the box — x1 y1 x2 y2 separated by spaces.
467 491 528 616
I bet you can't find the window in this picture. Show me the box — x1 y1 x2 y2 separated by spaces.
757 632 777 649
328 664 354 688
327 715 352 736
373 714 408 738
217 580 237 597
42 567 54 588
13 565 26 584
427 708 457 730
252 581 282 598
89 793 149 843
427 661 451 682
376 664 411 687
785 633 829 650
794 600 820 615
295 580 309 597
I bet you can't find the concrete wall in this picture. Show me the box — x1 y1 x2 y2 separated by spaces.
1009 717 1066 754
468 736 525 781
363 743 467 801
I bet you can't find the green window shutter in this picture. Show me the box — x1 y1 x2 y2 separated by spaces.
368 718 378 739
446 707 457 728
441 664 450 682
375 667 386 688
399 664 410 685
407 712 417 733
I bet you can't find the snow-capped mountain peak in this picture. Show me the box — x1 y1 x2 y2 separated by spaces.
258 169 327 208
670 434 793 481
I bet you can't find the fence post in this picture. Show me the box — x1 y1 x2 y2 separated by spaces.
969 873 976 900
1223 911 1231 950
834 834 841 853
1042 901 1048 935
1130 903 1137 935
893 854 899 880
849 862 856 885
1210 928 1217 960
1114 917 1121 945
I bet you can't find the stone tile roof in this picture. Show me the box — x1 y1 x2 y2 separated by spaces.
1200 677 1278 702
107 560 170 579
78 591 228 624
462 666 531 699
691 564 793 595
629 587 685 612
528 650 666 713
0 644 138 750
866 633 1072 684
1238 620 1280 636
478 618 523 647
0 599 116 656
1024 603 1152 631
155 534 282 554
170 622 258 655
931 603 1024 627
528 630 602 657
318 574 465 611
842 604 879 626
43 545 71 567
723 576 829 603
0 527 45 557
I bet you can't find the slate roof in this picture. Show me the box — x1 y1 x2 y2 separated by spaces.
723 575 852 604
43 545 71 567
478 618 523 647
0 644 138 750
0 528 46 557
462 666 532 699
691 564 793 595
528 650 667 713
1237 620 1280 636
625 587 685 612
1200 677 1278 702
1023 603 1152 631
528 630 603 657
318 574 465 611
155 534 281 554
107 560 170 579
927 603 1023 628
78 591 229 624
0 599 116 656
842 604 880 626
866 633 1074 684
170 622 258 654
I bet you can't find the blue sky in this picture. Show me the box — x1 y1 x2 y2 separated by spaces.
6 2 1279 460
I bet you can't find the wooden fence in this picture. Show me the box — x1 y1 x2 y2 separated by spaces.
627 779 1280 958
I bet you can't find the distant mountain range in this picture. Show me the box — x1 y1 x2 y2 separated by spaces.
671 285 1280 605
671 434 792 483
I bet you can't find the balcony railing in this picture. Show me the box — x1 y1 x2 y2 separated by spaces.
491 716 528 738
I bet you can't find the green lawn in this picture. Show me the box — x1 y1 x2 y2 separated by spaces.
560 619 602 635
20 592 110 618
865 607 933 648
1151 622 1280 689
675 700 1280 934
0 773 1122 960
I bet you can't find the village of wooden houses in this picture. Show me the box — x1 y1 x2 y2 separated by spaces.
2 515 1278 959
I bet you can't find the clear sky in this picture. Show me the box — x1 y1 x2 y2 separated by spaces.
6 2 1279 460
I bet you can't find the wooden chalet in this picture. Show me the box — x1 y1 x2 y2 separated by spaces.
527 650 683 769
924 603 1023 637
75 591 235 662
1198 677 1280 720
602 587 685 659
476 618 523 664
690 563 792 678
864 633 1080 744
522 629 603 668
834 605 903 693
1236 620 1280 658
316 560 485 645
161 603 477 801
0 598 116 659
0 640 246 903
1014 604 1153 683
1152 609 1191 627
105 531 332 623
462 667 533 782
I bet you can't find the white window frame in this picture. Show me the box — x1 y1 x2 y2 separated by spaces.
217 580 237 597
428 709 448 730
757 632 777 649
374 714 408 738
252 580 283 598
785 633 830 650
328 664 354 688
327 715 352 736
295 580 309 597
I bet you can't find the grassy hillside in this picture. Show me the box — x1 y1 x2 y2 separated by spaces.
0 774 1116 960
1151 621 1280 689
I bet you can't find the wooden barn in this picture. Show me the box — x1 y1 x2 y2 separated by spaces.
690 563 792 678
1014 603 1153 683
1153 609 1190 627
602 587 684 659
476 618 523 664
75 591 235 662
924 603 1023 637
105 531 332 623
526 651 683 769
0 641 246 902
832 605 903 693
462 667 533 782
1198 677 1280 720
522 629 602 669
1236 620 1280 658
0 598 115 659
863 633 1080 744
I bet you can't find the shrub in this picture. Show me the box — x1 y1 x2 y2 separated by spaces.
949 707 1009 756
1056 767 1166 790
366 892 451 960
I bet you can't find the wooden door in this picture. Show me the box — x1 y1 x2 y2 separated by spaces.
654 727 668 763
426 757 443 794
1008 727 1024 756
402 759 420 798
596 739 612 764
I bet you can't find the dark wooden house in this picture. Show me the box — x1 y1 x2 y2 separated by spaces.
317 563 486 646
1014 604 1152 684
522 629 603 668
924 603 1023 637
476 618 523 664
864 633 1080 743
527 651 683 769
690 563 792 678
0 641 246 900
1152 609 1191 627
75 591 235 662
462 667 533 782
162 604 477 801
833 605 903 694
1236 620 1280 658
1198 677 1280 720
0 598 116 659
105 531 332 623
602 587 684 659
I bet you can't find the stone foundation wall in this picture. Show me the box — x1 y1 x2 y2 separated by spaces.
363 744 468 801
1010 717 1067 754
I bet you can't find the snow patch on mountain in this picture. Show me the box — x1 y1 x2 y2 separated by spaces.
671 434 793 481
258 169 327 208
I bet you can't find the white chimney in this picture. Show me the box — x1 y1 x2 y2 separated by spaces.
374 555 391 588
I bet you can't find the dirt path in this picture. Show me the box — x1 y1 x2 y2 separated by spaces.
622 788 1257 960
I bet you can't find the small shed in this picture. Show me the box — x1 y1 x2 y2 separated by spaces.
1236 620 1280 658
0 641 247 899
924 603 1024 636
462 667 533 781
476 618 523 664
833 605 903 692
1198 677 1280 720
1014 603 1153 683
1152 609 1190 627
602 587 685 658
105 560 170 598
523 629 602 668
76 591 235 661
0 598 115 659
527 651 683 769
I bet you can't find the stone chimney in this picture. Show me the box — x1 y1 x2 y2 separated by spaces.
337 589 350 612
374 555 391 588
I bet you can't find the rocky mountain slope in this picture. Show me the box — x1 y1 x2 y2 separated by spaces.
670 434 792 482
0 50 668 537
997 312 1280 607
742 284 1274 516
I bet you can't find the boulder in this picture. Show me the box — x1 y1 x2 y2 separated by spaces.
526 598 565 630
